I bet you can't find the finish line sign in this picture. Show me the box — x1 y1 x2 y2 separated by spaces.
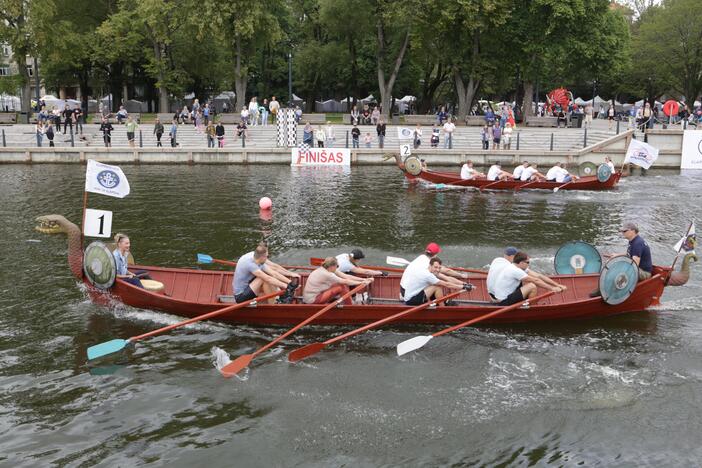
291 146 350 166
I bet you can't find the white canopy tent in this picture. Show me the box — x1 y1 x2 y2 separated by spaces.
315 99 342 113
0 94 21 111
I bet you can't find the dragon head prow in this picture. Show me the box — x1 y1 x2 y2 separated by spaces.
35 214 75 234
668 252 698 286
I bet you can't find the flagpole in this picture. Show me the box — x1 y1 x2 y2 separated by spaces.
80 190 88 248
669 221 694 271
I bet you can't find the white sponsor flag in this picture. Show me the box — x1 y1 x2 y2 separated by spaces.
673 222 696 253
85 160 130 198
397 127 414 140
624 139 659 170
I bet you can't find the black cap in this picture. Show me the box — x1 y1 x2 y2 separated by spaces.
350 249 365 260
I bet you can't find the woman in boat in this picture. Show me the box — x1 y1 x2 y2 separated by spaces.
113 233 146 288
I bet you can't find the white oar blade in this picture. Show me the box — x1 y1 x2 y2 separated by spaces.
396 335 433 356
386 256 410 267
553 187 559 193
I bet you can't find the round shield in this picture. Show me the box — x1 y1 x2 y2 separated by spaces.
404 156 423 176
597 164 612 183
83 241 116 290
599 256 639 305
579 161 598 176
554 241 602 275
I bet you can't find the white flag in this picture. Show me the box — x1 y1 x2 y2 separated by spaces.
85 160 130 198
673 222 696 253
397 127 414 140
624 139 659 170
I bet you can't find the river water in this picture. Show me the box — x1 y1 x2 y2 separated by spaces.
1 164 701 467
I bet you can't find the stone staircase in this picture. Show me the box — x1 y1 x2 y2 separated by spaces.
1 123 614 151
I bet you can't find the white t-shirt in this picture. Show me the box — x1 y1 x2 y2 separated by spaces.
513 165 526 179
487 165 502 181
545 166 560 181
335 253 355 273
606 161 615 172
443 122 455 134
492 263 528 301
399 255 439 301
520 166 537 181
486 257 510 296
460 164 476 180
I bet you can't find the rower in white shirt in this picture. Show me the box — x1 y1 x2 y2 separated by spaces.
487 162 512 181
512 161 529 180
335 249 385 277
519 163 546 182
545 162 579 182
460 160 485 180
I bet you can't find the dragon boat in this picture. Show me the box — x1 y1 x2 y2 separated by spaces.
387 154 622 191
37 215 696 326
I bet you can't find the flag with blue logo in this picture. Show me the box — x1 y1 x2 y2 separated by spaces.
624 139 659 170
85 160 130 198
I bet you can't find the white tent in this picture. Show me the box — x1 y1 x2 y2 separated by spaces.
360 94 376 103
0 94 21 111
574 97 587 106
315 99 342 113
399 95 416 102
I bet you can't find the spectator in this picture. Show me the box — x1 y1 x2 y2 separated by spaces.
351 124 360 148
303 122 314 146
125 116 138 148
350 105 360 125
63 104 73 134
584 103 593 128
363 132 372 148
503 122 513 149
436 106 447 125
480 124 490 150
35 121 44 147
46 122 55 147
248 97 259 126
485 107 495 126
203 103 210 125
413 124 422 149
361 105 371 124
235 120 249 141
371 106 380 125
294 106 302 123
216 121 226 147
192 98 200 120
260 99 269 126
492 122 502 150
442 118 455 149
222 101 229 113
73 105 83 136
376 118 386 148
269 96 280 121
430 126 440 148
179 106 190 124
240 106 249 124
325 121 335 147
607 101 615 131
206 120 216 148
153 118 164 147
116 105 128 124
100 117 113 147
316 125 326 147
195 110 204 133
170 119 178 147
51 106 62 132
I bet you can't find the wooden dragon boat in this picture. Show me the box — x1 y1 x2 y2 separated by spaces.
37 215 696 326
387 154 622 191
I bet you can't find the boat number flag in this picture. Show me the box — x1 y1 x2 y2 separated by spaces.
85 160 130 198
397 127 414 140
624 139 659 170
673 222 696 254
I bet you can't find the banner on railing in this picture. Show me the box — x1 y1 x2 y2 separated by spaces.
291 146 351 166
681 130 702 170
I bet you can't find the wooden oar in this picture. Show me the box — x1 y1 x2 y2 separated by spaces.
396 290 556 356
309 257 404 273
219 282 368 377
196 253 315 271
479 179 504 192
86 290 284 360
553 180 574 192
514 180 539 192
386 256 487 275
287 290 465 362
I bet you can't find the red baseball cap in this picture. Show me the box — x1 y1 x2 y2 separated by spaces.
425 242 441 255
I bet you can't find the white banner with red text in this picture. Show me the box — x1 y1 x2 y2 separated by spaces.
291 147 351 166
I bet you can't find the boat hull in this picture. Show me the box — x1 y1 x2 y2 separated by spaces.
404 170 621 191
85 264 670 326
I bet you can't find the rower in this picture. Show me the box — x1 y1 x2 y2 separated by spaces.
488 246 566 296
487 162 512 181
336 249 385 277
232 244 297 304
489 251 562 305
460 160 485 180
512 161 529 180
302 257 372 305
400 257 471 306
400 242 470 294
112 233 152 288
545 162 579 183
519 163 546 182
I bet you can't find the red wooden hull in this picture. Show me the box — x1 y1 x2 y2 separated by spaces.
85 264 671 326
404 169 621 191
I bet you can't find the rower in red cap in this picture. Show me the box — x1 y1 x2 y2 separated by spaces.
399 242 473 306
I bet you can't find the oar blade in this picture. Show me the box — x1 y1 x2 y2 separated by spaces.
87 339 129 360
197 253 213 264
553 187 559 193
219 354 253 378
288 342 326 362
386 256 410 267
396 335 433 356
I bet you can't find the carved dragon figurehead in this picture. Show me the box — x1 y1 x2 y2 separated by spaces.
35 214 84 280
668 252 698 286
382 152 404 170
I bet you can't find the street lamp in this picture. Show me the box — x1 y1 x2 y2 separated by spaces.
288 51 292 107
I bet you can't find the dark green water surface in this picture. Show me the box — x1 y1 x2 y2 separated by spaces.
1 164 701 466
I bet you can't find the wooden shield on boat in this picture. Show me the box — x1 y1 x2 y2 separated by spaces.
597 164 612 183
404 156 423 176
579 161 597 176
599 256 638 305
554 241 602 275
83 241 116 290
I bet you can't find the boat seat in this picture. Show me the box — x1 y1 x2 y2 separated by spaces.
217 294 303 304
142 279 164 293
